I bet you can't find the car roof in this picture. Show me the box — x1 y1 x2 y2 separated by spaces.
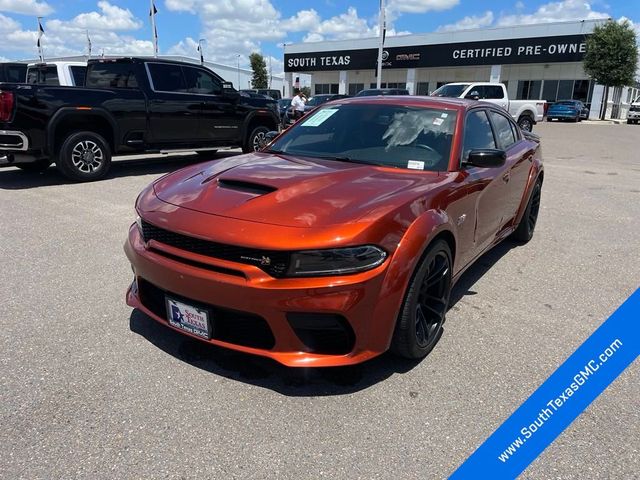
324 95 481 112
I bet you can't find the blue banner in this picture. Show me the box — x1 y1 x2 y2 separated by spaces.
450 288 640 479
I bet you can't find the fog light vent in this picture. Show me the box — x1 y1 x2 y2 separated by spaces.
286 313 355 355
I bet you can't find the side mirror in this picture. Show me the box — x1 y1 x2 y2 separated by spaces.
465 91 480 100
465 149 506 168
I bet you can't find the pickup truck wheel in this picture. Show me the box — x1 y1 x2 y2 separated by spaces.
517 115 534 132
243 126 269 153
17 159 51 173
57 132 111 182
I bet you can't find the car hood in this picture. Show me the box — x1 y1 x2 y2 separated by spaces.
152 152 444 228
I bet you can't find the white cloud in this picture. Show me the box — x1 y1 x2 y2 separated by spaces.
0 0 52 16
388 0 459 14
0 3 151 59
47 1 141 32
496 0 609 26
280 9 321 32
437 11 494 32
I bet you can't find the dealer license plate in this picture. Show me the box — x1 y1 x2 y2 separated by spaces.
165 296 211 339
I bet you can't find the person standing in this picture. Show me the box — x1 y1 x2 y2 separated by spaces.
290 89 306 120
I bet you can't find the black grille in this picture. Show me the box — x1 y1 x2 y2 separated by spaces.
286 313 355 355
137 278 276 350
141 220 289 278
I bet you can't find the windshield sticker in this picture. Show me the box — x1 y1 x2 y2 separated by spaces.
407 160 425 170
441 112 449 118
433 117 444 126
302 108 338 127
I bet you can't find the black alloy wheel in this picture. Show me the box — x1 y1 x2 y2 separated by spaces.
391 239 452 359
57 131 112 182
518 115 534 132
512 180 542 243
243 126 270 153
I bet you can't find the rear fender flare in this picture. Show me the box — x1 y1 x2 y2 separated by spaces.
46 107 119 155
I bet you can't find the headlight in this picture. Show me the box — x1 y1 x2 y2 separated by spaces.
287 246 387 277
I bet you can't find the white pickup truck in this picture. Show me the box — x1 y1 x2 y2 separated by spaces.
431 82 546 131
26 61 87 86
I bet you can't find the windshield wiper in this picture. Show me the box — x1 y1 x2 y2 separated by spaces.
303 154 377 166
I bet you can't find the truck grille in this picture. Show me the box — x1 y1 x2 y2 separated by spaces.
141 220 290 277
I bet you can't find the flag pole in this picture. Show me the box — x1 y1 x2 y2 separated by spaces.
86 30 92 58
376 0 385 89
150 0 158 57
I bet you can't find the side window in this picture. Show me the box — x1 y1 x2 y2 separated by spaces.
486 86 505 99
147 63 186 93
70 66 87 86
463 110 496 160
488 111 517 150
86 63 138 88
182 67 222 95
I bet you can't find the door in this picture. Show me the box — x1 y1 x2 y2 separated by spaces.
460 109 512 260
487 110 532 223
146 62 202 144
181 65 242 143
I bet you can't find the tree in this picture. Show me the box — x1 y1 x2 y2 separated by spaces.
300 86 311 98
249 52 268 89
583 20 638 119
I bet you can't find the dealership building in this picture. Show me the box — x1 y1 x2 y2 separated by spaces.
283 19 639 120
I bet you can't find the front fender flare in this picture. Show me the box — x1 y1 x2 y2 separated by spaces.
369 209 457 351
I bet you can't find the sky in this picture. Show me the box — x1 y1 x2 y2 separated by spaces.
0 0 638 76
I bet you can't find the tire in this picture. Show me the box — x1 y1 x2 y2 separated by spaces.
517 115 534 132
390 239 452 360
242 126 269 153
512 180 542 243
16 159 51 173
57 131 111 182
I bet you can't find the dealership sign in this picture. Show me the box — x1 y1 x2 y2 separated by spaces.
285 34 589 72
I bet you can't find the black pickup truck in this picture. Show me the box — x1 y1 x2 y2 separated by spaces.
0 57 279 181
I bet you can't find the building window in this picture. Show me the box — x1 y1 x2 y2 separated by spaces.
368 82 407 89
572 80 590 102
542 80 559 102
516 80 541 100
314 83 339 94
348 83 364 95
416 82 430 95
556 80 573 100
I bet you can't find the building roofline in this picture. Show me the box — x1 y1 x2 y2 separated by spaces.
285 18 609 54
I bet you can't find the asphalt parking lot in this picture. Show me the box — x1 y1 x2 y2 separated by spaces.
1 122 638 479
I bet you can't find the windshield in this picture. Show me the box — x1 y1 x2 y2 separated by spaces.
306 96 327 106
431 84 470 98
268 103 457 172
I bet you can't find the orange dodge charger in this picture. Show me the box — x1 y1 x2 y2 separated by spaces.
125 96 543 367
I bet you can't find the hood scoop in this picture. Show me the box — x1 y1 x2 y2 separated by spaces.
216 178 277 196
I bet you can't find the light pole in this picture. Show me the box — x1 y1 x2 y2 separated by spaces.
236 54 241 90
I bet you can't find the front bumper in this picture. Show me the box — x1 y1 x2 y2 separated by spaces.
125 224 396 367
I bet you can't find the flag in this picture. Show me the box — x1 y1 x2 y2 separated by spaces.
149 1 159 57
86 30 92 57
197 42 204 65
37 17 45 62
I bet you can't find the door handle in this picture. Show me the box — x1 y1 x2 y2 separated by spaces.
502 172 510 183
